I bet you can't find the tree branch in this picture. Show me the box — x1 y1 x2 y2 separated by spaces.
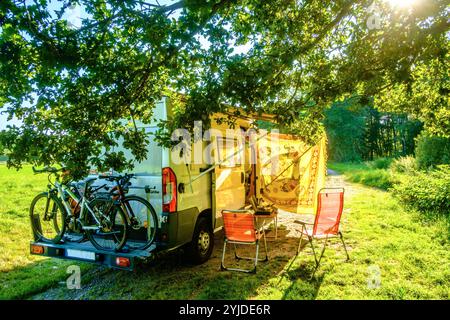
160 0 185 12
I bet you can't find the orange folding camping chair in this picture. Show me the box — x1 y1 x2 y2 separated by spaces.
294 188 350 275
221 209 269 273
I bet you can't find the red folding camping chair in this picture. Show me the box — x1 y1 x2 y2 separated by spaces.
294 188 349 275
221 209 269 273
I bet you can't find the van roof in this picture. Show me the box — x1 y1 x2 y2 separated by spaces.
163 93 277 124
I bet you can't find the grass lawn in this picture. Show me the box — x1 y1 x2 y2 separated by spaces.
328 161 396 190
1 163 449 299
0 163 92 299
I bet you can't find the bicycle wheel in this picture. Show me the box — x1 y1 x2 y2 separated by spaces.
85 198 128 251
29 192 66 243
121 195 158 250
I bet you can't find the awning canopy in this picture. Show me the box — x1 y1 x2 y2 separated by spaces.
257 133 327 214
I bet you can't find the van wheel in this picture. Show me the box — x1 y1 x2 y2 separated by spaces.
186 217 214 264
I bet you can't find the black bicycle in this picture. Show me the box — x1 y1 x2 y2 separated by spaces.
96 173 158 250
30 167 129 251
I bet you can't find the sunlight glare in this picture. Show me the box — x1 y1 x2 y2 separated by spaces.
385 0 417 8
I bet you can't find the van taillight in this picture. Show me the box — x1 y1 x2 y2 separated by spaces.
162 167 177 213
31 245 44 254
116 257 130 268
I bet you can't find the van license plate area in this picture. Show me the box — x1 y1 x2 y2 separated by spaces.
66 249 96 261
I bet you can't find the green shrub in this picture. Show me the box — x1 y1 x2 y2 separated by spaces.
329 161 397 190
367 157 393 170
390 156 418 174
346 169 395 190
392 165 450 215
415 134 450 169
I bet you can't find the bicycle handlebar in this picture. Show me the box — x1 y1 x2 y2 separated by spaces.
98 173 135 182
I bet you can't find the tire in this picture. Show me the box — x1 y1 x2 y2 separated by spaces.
29 192 66 244
186 216 214 264
85 198 128 252
121 195 158 250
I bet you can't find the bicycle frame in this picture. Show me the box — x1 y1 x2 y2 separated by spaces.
107 177 139 225
53 181 104 229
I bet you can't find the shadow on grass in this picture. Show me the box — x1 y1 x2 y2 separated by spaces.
280 266 325 300
128 231 300 299
129 228 326 300
271 240 326 300
29 228 324 300
16 227 326 300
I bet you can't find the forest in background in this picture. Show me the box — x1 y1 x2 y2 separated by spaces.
324 98 423 162
324 99 449 168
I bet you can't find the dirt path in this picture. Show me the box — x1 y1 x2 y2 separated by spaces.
32 171 353 300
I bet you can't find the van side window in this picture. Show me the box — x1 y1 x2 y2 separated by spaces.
216 137 243 168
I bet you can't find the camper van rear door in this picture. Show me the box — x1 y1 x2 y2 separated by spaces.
214 137 246 218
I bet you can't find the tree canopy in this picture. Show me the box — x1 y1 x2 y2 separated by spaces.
0 0 449 178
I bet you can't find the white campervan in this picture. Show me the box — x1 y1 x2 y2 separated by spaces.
111 97 267 264
30 96 273 269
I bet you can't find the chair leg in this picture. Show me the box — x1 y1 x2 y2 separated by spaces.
220 239 228 271
262 230 269 262
297 236 303 256
233 243 240 260
274 215 278 240
296 225 305 255
339 231 350 261
311 235 328 279
222 239 267 273
309 236 319 265
234 235 268 262
250 241 259 273
316 235 329 267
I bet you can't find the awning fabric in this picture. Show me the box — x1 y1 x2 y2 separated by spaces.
257 133 327 214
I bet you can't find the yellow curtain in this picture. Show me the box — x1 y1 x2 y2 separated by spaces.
257 133 327 214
